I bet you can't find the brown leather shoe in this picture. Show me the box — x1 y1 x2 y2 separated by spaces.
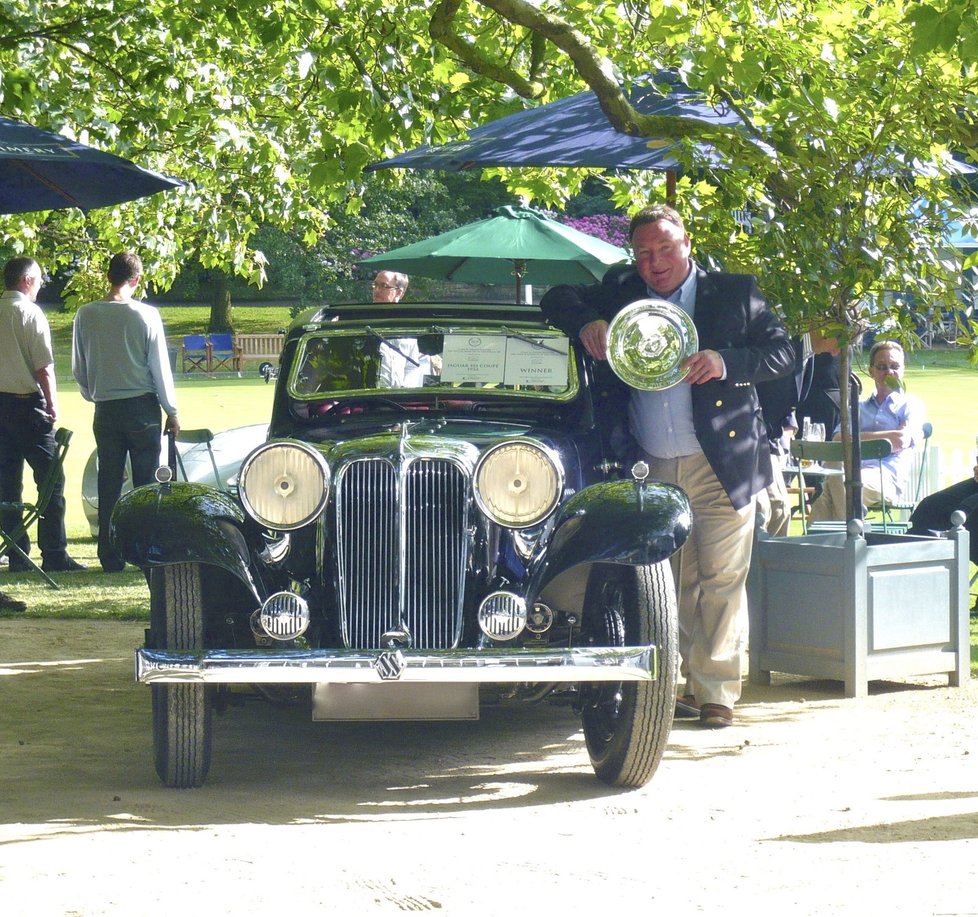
0 589 27 612
699 703 733 728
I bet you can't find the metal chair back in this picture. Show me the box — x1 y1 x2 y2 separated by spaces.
789 438 892 534
0 427 72 588
174 428 225 490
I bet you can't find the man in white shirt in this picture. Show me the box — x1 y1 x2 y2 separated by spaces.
372 270 431 388
72 252 180 572
0 256 83 583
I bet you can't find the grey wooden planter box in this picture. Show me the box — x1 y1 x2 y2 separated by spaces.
747 526 970 697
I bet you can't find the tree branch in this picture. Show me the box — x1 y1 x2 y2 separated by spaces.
433 0 765 156
429 0 544 99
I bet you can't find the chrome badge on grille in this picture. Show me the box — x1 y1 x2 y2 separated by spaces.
375 650 406 680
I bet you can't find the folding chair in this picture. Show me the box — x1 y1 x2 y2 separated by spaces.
174 429 225 490
207 333 240 372
791 438 895 534
0 427 72 589
866 422 933 531
181 334 209 373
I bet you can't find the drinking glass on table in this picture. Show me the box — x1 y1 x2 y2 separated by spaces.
801 422 825 468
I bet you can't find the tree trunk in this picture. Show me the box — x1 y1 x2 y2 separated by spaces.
838 348 865 525
208 271 233 333
839 346 853 519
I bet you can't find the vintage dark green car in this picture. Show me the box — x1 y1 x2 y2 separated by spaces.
114 301 692 789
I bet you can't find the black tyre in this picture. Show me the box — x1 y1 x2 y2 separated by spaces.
149 563 212 788
580 561 678 788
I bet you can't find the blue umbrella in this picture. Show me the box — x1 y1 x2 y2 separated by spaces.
0 116 183 214
368 72 769 187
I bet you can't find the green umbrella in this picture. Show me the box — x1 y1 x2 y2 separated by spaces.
360 205 629 302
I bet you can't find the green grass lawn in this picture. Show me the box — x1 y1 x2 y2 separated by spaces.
4 309 978 675
896 348 978 488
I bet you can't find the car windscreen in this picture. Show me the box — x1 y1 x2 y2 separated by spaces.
288 327 578 401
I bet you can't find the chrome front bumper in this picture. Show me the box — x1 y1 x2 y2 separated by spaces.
135 645 656 685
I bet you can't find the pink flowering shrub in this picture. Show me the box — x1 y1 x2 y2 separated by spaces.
558 213 630 249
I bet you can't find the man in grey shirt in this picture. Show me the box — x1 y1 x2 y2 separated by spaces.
72 252 180 572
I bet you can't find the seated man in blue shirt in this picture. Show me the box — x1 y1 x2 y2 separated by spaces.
808 340 926 522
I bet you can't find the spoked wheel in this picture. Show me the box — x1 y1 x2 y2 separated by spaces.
579 561 678 788
149 563 212 788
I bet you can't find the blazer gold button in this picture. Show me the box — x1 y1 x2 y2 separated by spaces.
728 430 736 438
715 400 723 407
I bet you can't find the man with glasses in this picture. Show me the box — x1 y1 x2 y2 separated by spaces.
372 270 408 303
808 339 926 522
0 257 84 594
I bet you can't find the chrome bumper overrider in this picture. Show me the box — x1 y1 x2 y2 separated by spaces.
135 645 656 685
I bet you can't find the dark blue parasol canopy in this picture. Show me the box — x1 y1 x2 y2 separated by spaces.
368 72 766 174
0 116 184 214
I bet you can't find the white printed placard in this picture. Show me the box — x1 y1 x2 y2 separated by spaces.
502 336 569 386
441 334 507 383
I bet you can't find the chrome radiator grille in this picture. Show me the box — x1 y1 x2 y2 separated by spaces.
336 457 468 649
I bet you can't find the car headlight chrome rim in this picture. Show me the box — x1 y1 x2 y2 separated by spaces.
473 439 563 529
239 441 330 530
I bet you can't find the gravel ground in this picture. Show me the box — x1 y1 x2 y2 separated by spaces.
1 618 977 916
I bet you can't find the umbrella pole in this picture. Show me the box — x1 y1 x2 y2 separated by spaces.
513 259 526 304
666 170 677 205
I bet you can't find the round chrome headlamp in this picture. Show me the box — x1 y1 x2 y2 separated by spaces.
473 439 563 529
239 441 329 530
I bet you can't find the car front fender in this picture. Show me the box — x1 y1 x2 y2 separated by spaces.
110 482 260 601
526 479 692 604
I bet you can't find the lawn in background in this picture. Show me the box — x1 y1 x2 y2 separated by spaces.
894 348 978 486
46 304 296 380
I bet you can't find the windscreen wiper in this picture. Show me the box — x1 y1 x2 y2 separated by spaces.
365 326 421 367
499 326 567 356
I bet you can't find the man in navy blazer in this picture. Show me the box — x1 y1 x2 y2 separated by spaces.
541 204 794 727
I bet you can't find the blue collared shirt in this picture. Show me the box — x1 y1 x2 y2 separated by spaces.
857 390 926 495
628 263 703 458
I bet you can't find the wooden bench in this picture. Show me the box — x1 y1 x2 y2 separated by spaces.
234 333 285 366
